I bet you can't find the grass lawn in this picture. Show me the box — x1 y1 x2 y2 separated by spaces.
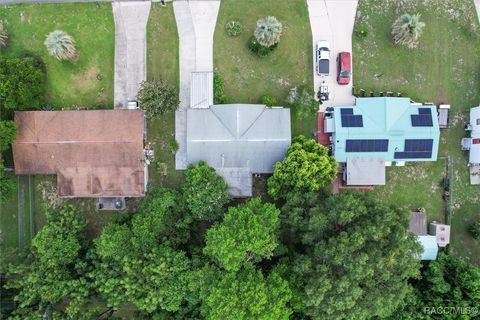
146 4 183 189
353 0 480 264
213 0 315 137
0 3 114 109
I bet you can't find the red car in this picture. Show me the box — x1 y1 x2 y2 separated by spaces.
337 52 351 85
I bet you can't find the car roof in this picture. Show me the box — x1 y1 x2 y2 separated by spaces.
339 52 351 69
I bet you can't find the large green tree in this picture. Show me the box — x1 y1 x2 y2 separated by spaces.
182 161 231 221
284 192 422 320
203 197 280 271
0 120 16 151
198 264 292 320
0 57 46 110
5 205 91 318
268 135 337 200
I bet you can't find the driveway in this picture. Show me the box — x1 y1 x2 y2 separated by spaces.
113 1 151 109
173 0 220 169
307 0 358 110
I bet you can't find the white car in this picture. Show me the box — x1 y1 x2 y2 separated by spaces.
316 40 330 76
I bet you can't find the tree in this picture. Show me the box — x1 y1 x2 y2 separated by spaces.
44 30 77 61
254 16 283 48
0 20 8 48
204 197 280 271
199 264 292 320
391 14 425 48
287 192 422 319
469 221 480 241
267 135 337 200
0 57 46 110
0 160 16 204
391 253 480 319
285 85 318 119
181 161 230 221
0 120 17 151
137 79 179 119
5 205 91 317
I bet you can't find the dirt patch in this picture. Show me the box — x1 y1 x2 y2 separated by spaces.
435 89 449 105
71 66 101 94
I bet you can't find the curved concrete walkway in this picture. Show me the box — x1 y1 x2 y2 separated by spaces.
174 0 220 169
307 0 358 110
113 1 151 109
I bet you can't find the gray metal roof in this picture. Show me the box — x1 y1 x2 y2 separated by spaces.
345 157 385 185
216 168 252 197
409 212 427 235
190 72 213 109
186 104 291 173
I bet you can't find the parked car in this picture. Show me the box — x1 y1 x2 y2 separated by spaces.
337 52 351 85
316 41 330 76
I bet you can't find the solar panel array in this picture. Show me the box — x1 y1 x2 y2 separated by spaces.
411 108 433 127
345 139 389 152
394 139 433 159
341 108 363 127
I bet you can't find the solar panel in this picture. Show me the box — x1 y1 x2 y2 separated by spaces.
341 108 353 115
411 115 433 127
341 115 363 127
418 108 431 115
394 139 433 159
346 139 388 152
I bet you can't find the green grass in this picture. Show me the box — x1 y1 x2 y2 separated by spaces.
0 3 114 109
213 0 315 137
353 0 480 264
146 4 183 189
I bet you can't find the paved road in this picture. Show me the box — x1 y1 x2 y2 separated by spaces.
113 1 151 109
307 0 358 111
173 0 220 170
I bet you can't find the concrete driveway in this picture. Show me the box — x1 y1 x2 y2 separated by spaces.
307 0 358 110
173 0 220 169
113 1 151 109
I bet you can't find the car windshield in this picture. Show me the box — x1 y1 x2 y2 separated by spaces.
340 71 351 77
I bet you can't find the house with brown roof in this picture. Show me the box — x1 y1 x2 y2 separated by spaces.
13 110 146 198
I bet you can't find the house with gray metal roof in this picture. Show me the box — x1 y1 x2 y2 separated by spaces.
180 72 291 197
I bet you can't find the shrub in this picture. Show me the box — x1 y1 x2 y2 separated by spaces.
248 36 277 57
0 20 8 48
469 221 480 241
214 72 228 104
137 80 179 119
354 24 368 38
391 14 425 48
44 30 78 61
285 85 318 119
254 16 283 47
261 95 279 107
225 20 242 37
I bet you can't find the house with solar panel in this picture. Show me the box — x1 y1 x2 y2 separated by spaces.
324 97 440 186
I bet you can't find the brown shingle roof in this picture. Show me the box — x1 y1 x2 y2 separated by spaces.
13 110 145 197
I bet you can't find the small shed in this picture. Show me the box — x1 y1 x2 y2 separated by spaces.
344 157 385 185
429 221 451 247
438 104 450 129
418 235 439 260
409 211 427 235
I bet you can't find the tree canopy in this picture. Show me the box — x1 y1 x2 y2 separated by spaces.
267 135 337 200
284 192 422 320
0 120 17 151
0 57 46 110
198 264 292 320
204 197 280 271
137 79 179 118
182 161 231 221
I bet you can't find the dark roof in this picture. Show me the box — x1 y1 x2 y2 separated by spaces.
13 110 145 197
409 211 427 235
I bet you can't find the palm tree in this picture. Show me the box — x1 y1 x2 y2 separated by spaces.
391 14 426 48
0 21 8 48
44 30 77 61
254 16 283 48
